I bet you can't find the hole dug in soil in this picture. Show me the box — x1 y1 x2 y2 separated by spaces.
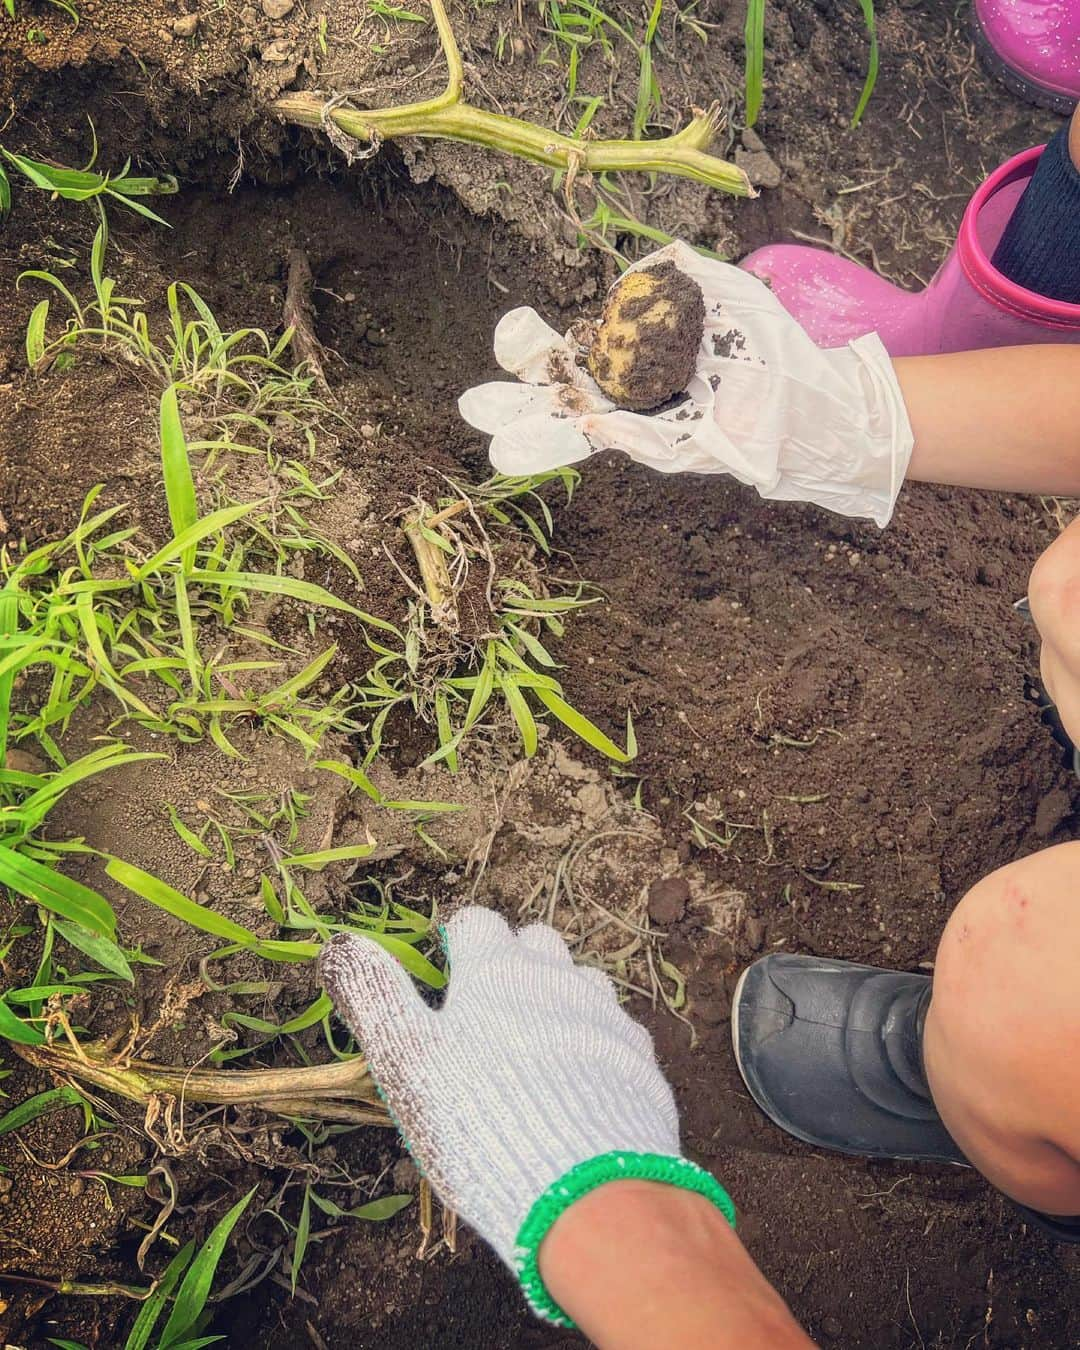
1 4 1078 1349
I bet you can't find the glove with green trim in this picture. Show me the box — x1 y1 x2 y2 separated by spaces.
320 906 734 1326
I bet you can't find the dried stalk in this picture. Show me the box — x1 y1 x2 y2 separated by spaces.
273 0 751 196
16 1041 392 1129
283 247 330 395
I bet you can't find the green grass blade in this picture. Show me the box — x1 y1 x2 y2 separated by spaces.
159 386 198 570
25 298 49 367
105 857 258 947
158 1189 255 1349
309 1191 411 1222
316 758 382 803
291 1184 312 1295
124 1242 195 1350
531 686 634 763
345 930 445 987
500 675 538 757
262 645 337 704
0 583 18 763
744 0 766 126
53 917 134 982
184 570 364 617
134 503 256 580
0 843 117 937
280 844 376 870
0 1086 84 1137
0 999 45 1045
850 0 879 127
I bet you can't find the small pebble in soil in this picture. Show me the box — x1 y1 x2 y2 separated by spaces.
1035 786 1074 838
743 915 766 951
735 129 782 190
261 37 293 61
262 0 295 15
647 875 690 926
172 13 198 36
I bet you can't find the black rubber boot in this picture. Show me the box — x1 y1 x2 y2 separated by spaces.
732 954 966 1164
1013 1205 1080 1244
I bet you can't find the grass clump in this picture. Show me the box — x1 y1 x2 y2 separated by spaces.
0 137 175 223
358 471 636 771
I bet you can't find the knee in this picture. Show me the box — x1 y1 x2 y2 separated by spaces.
1029 530 1080 674
932 843 1080 1062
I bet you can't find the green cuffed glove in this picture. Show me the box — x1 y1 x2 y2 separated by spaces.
320 906 734 1326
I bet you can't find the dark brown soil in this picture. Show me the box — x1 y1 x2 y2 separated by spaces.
1 1 1078 1348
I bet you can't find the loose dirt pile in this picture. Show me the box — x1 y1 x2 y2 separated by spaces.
0 1 1077 1347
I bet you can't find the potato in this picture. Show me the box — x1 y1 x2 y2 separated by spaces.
585 261 705 412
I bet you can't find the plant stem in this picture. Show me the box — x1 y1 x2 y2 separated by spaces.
273 0 751 196
16 1041 392 1128
1 1272 156 1299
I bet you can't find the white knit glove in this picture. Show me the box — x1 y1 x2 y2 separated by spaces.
458 240 914 527
320 907 734 1326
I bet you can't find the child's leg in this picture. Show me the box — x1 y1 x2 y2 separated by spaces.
733 844 1080 1225
923 842 1080 1216
991 104 1080 302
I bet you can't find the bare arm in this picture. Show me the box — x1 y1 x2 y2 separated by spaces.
897 346 1080 494
539 1181 816 1350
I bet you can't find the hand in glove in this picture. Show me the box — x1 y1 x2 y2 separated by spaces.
320 907 734 1327
458 240 914 527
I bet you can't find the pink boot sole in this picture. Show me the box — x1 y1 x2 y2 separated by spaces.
739 146 1080 355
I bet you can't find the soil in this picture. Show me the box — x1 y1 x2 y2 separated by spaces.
1 1 1078 1348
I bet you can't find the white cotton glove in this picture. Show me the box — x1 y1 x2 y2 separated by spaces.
458 240 914 527
320 907 734 1326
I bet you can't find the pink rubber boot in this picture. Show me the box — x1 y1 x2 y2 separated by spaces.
972 0 1080 114
739 146 1080 355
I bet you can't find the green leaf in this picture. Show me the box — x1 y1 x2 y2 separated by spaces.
26 298 49 367
280 844 376 871
501 676 537 757
165 804 213 859
291 1184 312 1294
134 502 256 580
105 858 258 947
345 930 445 989
158 1189 255 1349
315 758 382 803
53 917 134 982
159 386 198 569
531 686 635 763
309 1191 412 1222
0 843 117 937
0 999 44 1045
850 0 879 127
124 1242 194 1350
0 160 9 215
0 1086 84 1137
184 570 363 616
263 644 338 704
744 0 765 126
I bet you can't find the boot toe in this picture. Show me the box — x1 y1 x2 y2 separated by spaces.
740 245 918 351
733 954 967 1164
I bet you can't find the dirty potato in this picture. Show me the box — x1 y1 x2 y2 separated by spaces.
585 261 705 412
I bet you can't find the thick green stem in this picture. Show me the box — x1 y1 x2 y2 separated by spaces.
274 94 750 195
17 1041 392 1128
272 0 751 197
